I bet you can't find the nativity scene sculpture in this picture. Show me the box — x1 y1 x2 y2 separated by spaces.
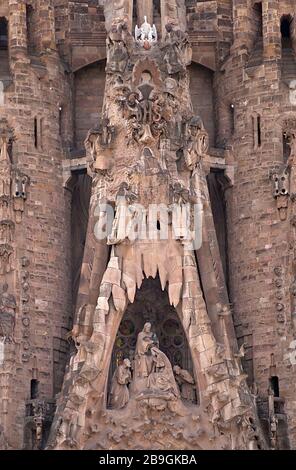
48 1 266 451
108 323 184 412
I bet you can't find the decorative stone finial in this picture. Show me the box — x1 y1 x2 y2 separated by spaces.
135 16 157 49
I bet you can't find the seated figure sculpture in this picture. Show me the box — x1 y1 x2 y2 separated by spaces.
147 347 180 398
133 323 180 404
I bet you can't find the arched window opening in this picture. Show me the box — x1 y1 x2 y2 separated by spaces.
30 379 39 399
34 117 38 148
58 105 63 137
230 103 235 135
0 17 8 50
283 132 291 163
257 115 262 146
0 17 9 80
252 114 262 149
270 376 280 398
26 5 38 55
253 2 263 39
281 15 293 50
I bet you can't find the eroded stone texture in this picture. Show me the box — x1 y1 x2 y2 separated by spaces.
0 0 295 451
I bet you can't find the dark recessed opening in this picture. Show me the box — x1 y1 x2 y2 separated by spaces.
270 376 280 398
230 104 235 134
283 133 291 163
153 0 161 16
281 16 293 49
257 116 261 147
0 17 8 50
26 5 36 55
59 106 63 137
34 117 38 148
253 2 263 38
30 379 39 399
281 18 291 39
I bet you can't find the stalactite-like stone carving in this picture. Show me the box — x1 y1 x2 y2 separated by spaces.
47 5 266 451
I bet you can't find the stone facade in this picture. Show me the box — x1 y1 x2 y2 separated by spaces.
0 0 295 450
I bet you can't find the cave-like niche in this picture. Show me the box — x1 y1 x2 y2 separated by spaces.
107 277 199 410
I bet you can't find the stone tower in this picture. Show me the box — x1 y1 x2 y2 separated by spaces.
0 0 72 449
0 0 295 451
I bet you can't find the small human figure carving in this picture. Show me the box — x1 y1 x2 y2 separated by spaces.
184 116 209 171
270 414 278 450
173 365 196 403
109 358 132 409
134 322 158 378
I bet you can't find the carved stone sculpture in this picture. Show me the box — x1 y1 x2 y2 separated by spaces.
47 1 266 451
173 365 196 403
270 414 278 450
106 22 131 74
270 167 290 221
134 322 157 380
147 346 180 398
0 244 13 274
162 25 192 75
184 116 209 170
135 16 157 49
0 120 13 220
109 358 131 409
0 283 16 343
0 121 29 223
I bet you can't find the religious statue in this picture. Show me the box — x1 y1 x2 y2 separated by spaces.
0 244 13 274
184 115 209 170
134 322 158 379
106 22 130 74
162 24 191 75
107 182 138 245
147 347 180 398
173 365 196 403
287 132 296 168
109 358 132 409
0 283 16 343
270 414 278 450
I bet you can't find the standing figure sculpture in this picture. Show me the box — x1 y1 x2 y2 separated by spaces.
109 358 132 409
0 283 16 343
134 322 158 379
